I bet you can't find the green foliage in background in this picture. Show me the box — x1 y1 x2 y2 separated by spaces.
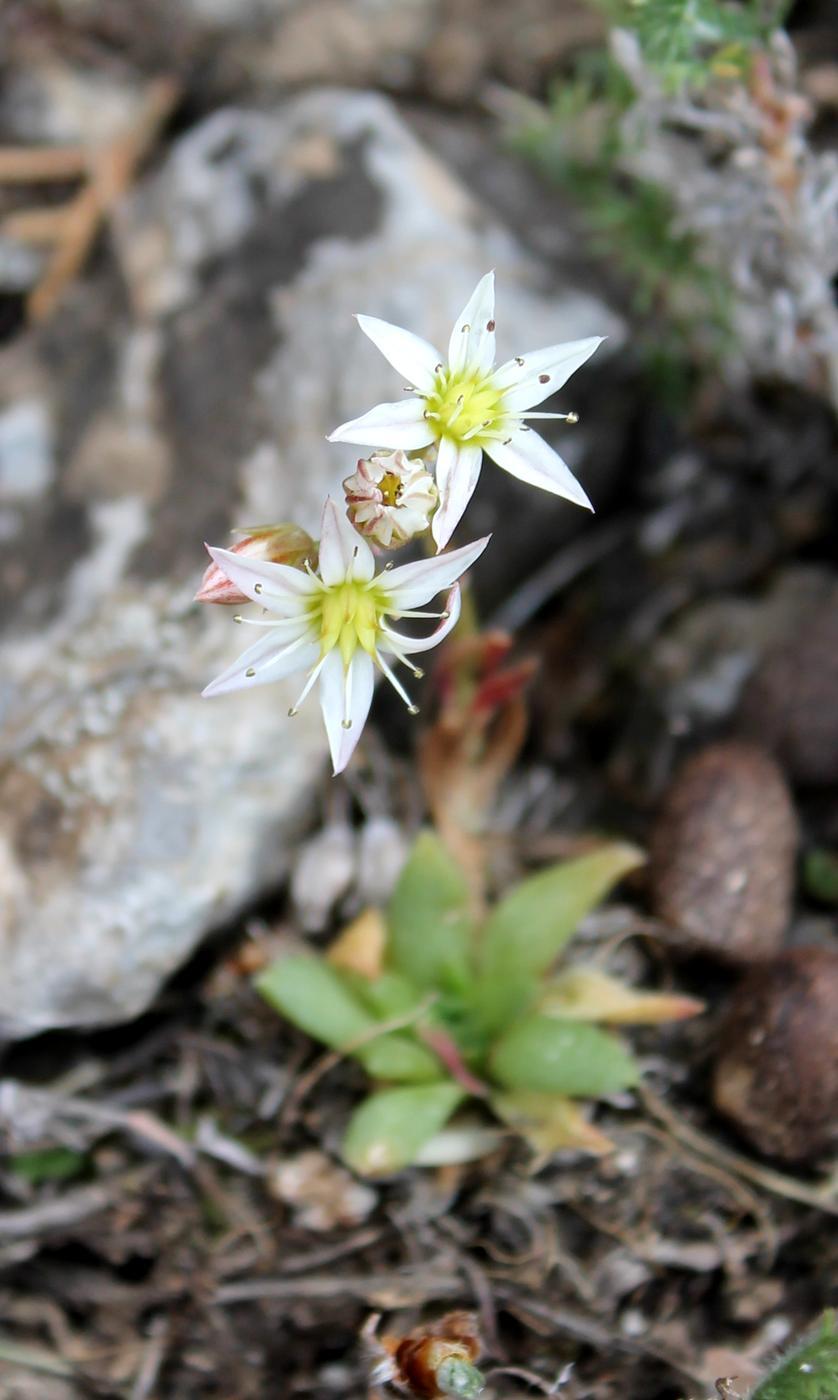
511 0 789 401
601 0 790 90
256 832 695 1176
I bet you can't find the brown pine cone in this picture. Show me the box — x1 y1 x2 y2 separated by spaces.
649 742 798 963
713 947 838 1162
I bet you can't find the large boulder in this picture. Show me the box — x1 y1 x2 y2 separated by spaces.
0 89 623 1036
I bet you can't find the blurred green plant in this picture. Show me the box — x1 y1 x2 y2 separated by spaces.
601 0 790 90
513 68 733 402
509 0 791 402
257 832 702 1176
749 1311 838 1400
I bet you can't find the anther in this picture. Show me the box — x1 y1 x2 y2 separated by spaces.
461 322 470 332
538 373 550 383
233 614 243 623
245 667 256 677
288 706 298 717
407 704 420 715
384 561 394 571
515 356 525 366
566 411 579 424
254 583 263 595
503 437 512 445
341 719 352 730
487 319 495 331
402 385 415 392
352 545 359 559
412 667 423 678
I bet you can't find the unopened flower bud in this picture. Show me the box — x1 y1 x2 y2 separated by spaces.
195 523 316 604
343 449 437 549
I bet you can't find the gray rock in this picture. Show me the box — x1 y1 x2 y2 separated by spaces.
0 89 623 1036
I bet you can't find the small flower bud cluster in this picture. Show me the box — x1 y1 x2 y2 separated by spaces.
343 448 437 548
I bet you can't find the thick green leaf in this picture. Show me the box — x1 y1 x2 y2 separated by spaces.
475 843 644 1030
387 830 474 994
489 1014 640 1098
356 1034 443 1083
256 955 441 1082
256 955 374 1047
342 1082 464 1176
342 969 423 1021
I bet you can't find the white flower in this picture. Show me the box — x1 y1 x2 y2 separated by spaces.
343 449 437 548
328 271 604 549
202 498 489 775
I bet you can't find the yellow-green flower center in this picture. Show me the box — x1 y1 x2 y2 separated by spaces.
424 369 505 447
311 580 385 666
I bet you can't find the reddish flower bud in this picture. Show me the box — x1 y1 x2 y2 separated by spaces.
195 524 316 605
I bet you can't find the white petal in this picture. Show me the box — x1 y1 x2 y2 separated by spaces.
447 271 496 375
205 545 318 613
328 398 435 450
384 534 490 610
202 633 318 697
318 496 375 585
431 439 482 551
493 336 604 411
356 315 442 393
319 649 375 775
487 428 593 510
381 584 462 654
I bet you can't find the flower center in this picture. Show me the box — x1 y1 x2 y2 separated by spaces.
378 471 402 507
311 581 384 666
424 369 505 447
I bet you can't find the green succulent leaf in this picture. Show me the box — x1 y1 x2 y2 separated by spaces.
356 1035 443 1083
490 1014 640 1098
342 969 424 1020
387 830 474 994
342 1082 465 1176
255 954 442 1082
475 843 645 1031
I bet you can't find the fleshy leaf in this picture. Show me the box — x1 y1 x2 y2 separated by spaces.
540 967 705 1024
489 1014 640 1097
342 1082 465 1176
256 954 374 1046
387 831 474 994
474 843 645 1031
255 955 441 1082
492 1089 615 1158
358 1034 444 1083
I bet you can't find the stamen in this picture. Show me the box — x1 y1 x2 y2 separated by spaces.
445 394 465 428
424 410 440 421
520 411 579 421
288 653 328 716
233 615 305 627
387 609 446 619
342 661 353 731
375 650 416 712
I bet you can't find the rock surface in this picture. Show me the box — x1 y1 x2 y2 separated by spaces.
0 88 623 1036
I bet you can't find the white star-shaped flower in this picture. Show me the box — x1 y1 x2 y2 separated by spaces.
202 498 489 774
328 271 604 549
